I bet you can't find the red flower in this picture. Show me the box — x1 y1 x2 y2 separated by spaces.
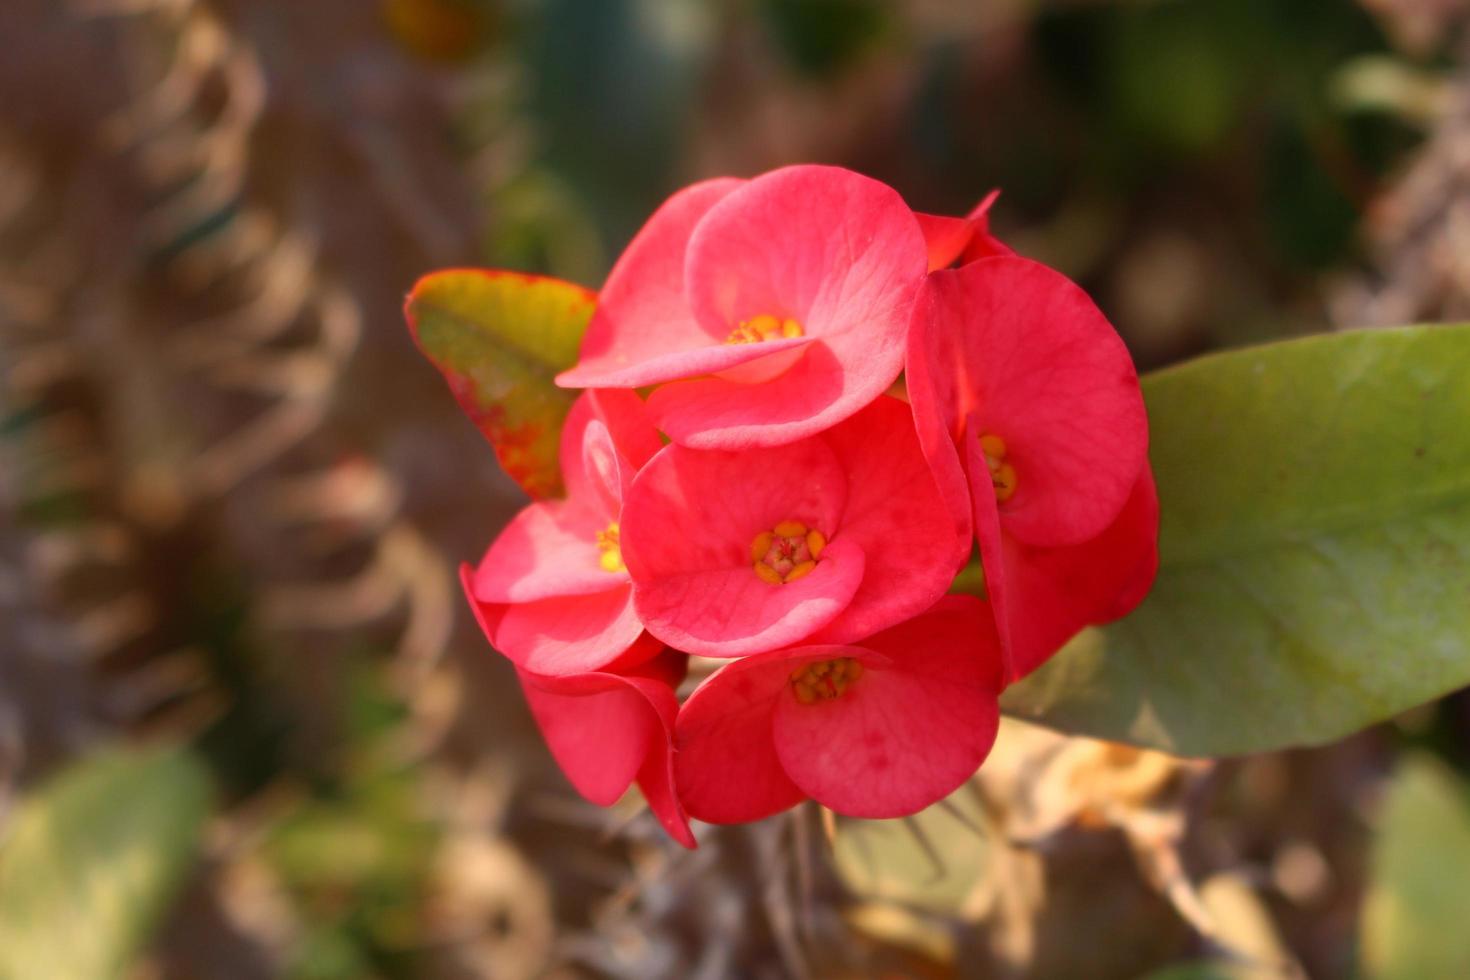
417 165 1162 841
466 389 662 675
556 165 929 449
463 567 694 848
673 597 1003 822
914 189 1014 271
908 256 1157 680
618 395 968 658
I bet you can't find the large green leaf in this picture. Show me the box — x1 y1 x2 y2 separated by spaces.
406 269 595 499
0 745 212 980
1361 754 1470 980
1003 324 1470 755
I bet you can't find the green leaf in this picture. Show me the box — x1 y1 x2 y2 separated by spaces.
406 269 595 499
831 780 990 915
1003 324 1470 755
1362 753 1470 980
0 745 212 980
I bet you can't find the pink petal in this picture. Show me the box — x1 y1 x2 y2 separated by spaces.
466 571 644 675
673 653 810 823
859 595 1004 688
904 291 975 561
960 190 1012 263
656 165 926 449
635 728 697 849
684 166 926 343
597 629 668 674
622 439 849 570
564 335 814 389
978 466 1161 682
1093 469 1161 622
556 178 744 388
519 669 655 805
922 258 1149 548
648 341 892 449
560 389 664 505
622 439 863 656
634 538 865 657
519 650 694 847
772 597 1002 818
916 212 974 272
802 396 969 644
632 669 699 846
624 651 696 848
585 388 664 470
580 420 626 518
915 190 1010 271
473 500 621 603
968 428 1018 680
557 393 599 506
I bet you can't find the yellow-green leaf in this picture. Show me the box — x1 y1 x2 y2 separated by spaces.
832 780 990 915
0 745 212 980
1003 324 1470 755
1362 754 1470 980
406 269 595 499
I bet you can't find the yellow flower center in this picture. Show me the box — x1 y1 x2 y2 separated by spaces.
789 657 864 704
726 313 804 345
596 522 624 573
979 434 1017 502
750 520 826 585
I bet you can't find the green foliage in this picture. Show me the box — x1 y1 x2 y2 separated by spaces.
0 746 212 980
1263 115 1358 270
1361 754 1470 980
1004 325 1470 755
521 0 710 252
1033 0 1393 270
831 781 990 914
265 665 442 980
405 269 595 499
761 0 891 76
1107 1 1244 154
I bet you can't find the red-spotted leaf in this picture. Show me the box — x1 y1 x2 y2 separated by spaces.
406 269 596 498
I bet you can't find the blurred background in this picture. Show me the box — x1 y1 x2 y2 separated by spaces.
2 0 1470 977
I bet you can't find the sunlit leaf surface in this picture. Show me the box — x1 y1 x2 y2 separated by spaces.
0 746 211 980
406 269 595 499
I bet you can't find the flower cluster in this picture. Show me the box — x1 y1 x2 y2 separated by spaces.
455 165 1156 846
